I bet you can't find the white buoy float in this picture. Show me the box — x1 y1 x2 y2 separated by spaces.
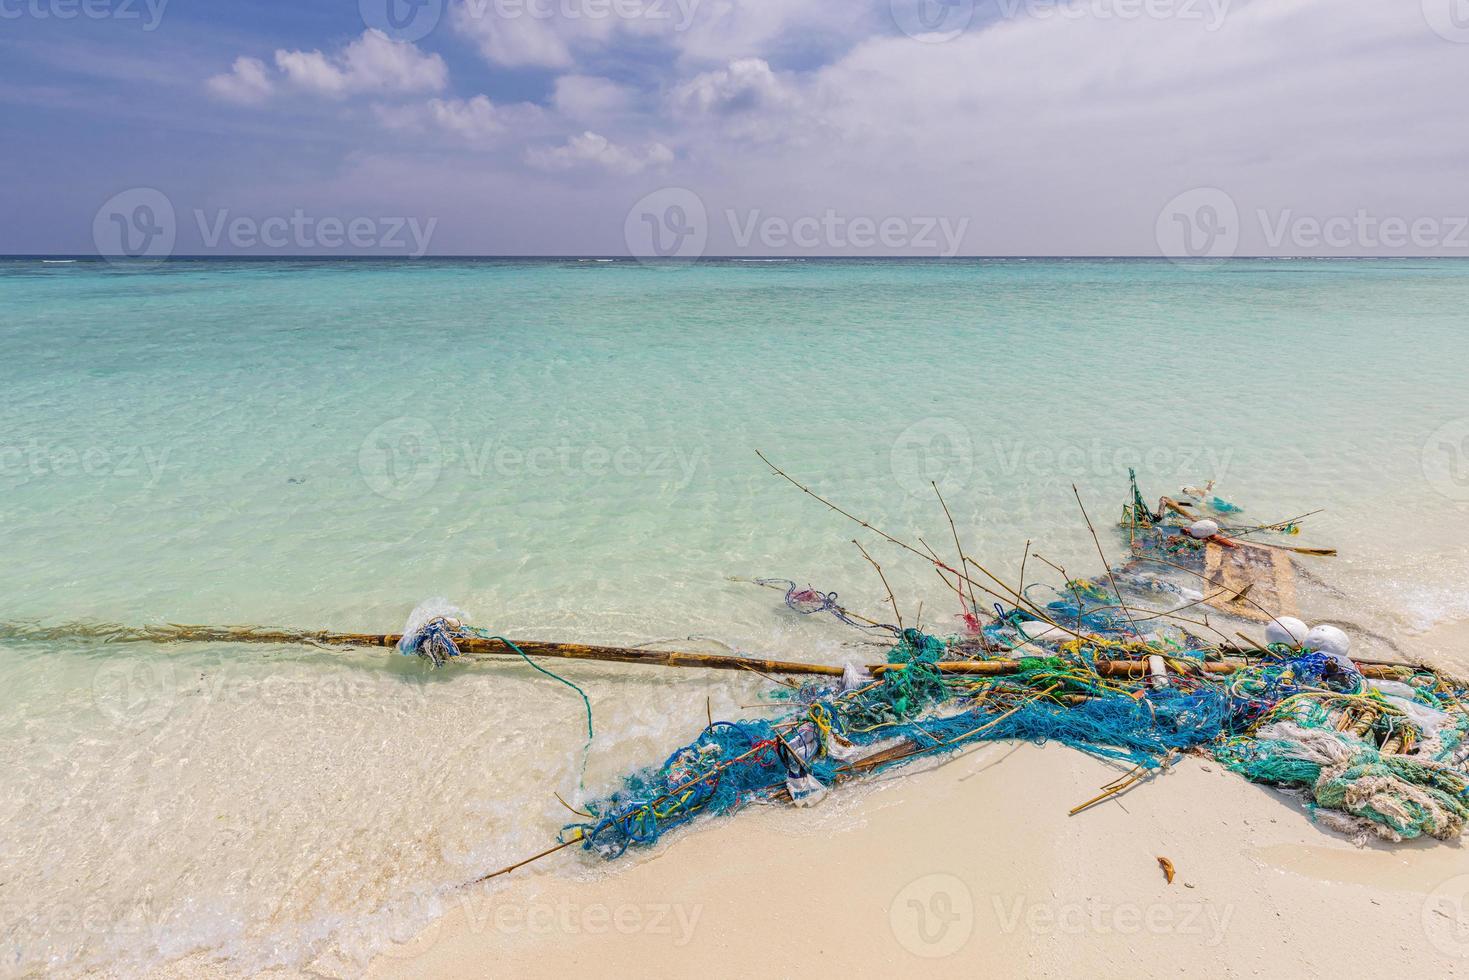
1265 616 1309 647
1018 621 1071 642
1186 519 1220 540
1304 624 1351 659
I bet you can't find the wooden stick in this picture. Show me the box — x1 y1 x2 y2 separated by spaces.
934 481 980 616
469 833 583 884
943 684 1061 744
1074 484 1144 638
1236 540 1337 558
1068 751 1177 816
855 539 904 633
756 450 1082 639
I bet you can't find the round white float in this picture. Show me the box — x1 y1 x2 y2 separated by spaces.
1304 624 1351 659
1265 616 1309 647
1187 519 1220 540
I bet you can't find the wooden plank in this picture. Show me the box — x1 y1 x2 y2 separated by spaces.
1203 540 1297 622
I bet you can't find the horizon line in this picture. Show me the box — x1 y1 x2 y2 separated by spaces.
7 254 1469 262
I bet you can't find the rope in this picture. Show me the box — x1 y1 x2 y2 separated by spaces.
467 629 595 741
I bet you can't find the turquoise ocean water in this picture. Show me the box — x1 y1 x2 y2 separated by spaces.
2 258 1468 974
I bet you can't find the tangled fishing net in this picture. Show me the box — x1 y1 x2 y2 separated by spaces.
549 472 1469 857
383 472 1469 859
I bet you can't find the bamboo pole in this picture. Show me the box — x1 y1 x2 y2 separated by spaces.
61 622 1416 681
131 626 853 678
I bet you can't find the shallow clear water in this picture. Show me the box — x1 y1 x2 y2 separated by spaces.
2 257 1468 975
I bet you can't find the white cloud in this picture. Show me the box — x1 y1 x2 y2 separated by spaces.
662 2 1469 254
451 3 589 68
207 29 448 104
206 57 273 105
526 131 673 175
376 95 544 145
670 0 871 64
669 58 799 119
273 29 448 99
552 75 633 122
670 58 797 117
448 0 864 70
426 95 515 140
191 2 1469 255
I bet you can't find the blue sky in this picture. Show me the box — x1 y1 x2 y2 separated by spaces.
2 0 1468 256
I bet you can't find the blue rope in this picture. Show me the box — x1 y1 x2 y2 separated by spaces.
472 631 595 740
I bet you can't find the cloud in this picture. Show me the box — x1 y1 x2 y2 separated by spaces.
207 30 447 104
670 58 797 117
206 57 273 105
552 75 633 122
274 29 448 98
447 0 862 70
526 131 673 175
168 2 1469 255
376 95 544 145
662 2 1469 254
451 3 589 68
670 0 872 64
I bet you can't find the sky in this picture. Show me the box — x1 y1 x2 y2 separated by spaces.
2 0 1468 257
